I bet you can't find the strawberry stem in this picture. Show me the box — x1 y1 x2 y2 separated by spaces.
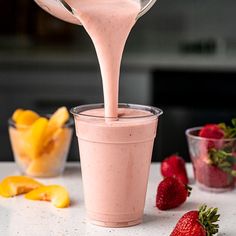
218 118 236 138
198 205 220 236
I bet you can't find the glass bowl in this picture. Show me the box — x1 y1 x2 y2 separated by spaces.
8 116 73 177
186 127 236 192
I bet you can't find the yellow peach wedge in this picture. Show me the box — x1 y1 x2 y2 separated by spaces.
24 117 49 159
25 185 70 208
15 110 40 126
0 184 5 196
0 176 43 198
26 128 72 177
12 109 24 122
44 107 69 143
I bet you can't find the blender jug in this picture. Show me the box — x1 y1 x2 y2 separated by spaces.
34 0 157 24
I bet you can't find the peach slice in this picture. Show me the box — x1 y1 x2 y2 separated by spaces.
0 184 5 196
25 185 70 208
24 117 48 159
26 128 72 177
15 110 40 126
44 107 69 143
0 176 43 198
12 109 24 122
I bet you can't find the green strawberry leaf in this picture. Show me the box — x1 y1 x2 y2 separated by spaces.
198 205 220 236
231 118 236 127
218 118 236 138
208 148 236 177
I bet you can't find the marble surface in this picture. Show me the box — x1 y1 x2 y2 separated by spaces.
0 162 235 236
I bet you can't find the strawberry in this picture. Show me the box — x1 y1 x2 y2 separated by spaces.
194 158 233 188
199 124 225 140
156 177 191 210
170 205 220 236
161 154 189 185
199 124 225 149
194 152 236 189
234 164 236 183
194 120 236 189
233 154 236 183
199 119 236 140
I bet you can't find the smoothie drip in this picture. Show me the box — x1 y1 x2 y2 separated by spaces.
66 0 140 118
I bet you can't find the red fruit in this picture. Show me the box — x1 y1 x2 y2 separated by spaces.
170 211 205 236
232 152 236 173
194 158 234 189
161 154 189 185
199 124 225 139
199 124 225 150
170 205 220 236
156 177 191 210
233 155 236 183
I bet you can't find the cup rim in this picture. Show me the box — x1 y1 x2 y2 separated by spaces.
70 103 163 119
185 126 236 141
8 115 74 129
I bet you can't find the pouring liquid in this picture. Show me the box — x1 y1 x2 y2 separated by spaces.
65 0 140 119
35 0 141 119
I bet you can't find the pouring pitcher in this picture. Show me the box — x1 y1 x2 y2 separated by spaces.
34 0 157 25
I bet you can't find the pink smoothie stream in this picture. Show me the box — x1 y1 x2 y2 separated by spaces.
66 0 140 118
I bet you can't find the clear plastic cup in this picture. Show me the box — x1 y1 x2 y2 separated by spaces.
186 127 236 192
71 103 162 227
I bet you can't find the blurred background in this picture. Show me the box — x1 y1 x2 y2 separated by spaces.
1 0 236 162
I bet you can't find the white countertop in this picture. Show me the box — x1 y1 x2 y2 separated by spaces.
0 162 235 236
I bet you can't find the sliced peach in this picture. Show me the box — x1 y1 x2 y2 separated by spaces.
26 128 72 177
25 185 70 208
0 176 43 198
9 126 31 167
0 184 5 197
44 107 69 143
12 109 24 122
15 110 40 126
24 117 48 159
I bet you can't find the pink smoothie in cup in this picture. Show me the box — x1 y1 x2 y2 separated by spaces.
71 104 162 227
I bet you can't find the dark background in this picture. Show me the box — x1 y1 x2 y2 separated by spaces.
1 0 236 162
